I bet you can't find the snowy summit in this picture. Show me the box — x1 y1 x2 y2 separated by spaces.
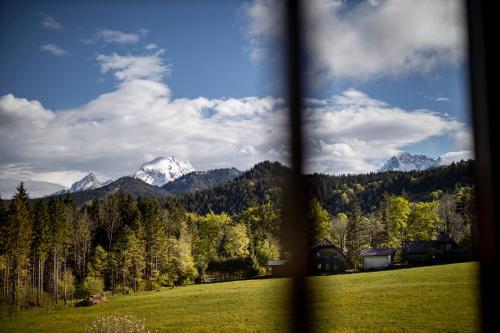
51 172 109 195
133 156 195 187
69 172 107 192
379 152 442 172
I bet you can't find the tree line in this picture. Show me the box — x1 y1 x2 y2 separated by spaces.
0 184 284 316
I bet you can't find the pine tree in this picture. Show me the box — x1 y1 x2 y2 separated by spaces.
32 199 51 305
0 195 9 303
345 195 368 269
98 195 122 293
48 197 71 304
6 183 33 318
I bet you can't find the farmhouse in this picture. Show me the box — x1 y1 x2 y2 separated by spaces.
403 232 467 263
267 238 347 276
310 238 347 275
360 248 396 270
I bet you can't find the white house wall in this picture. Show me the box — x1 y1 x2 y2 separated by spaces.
363 255 391 269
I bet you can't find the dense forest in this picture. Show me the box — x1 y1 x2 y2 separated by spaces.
179 160 473 215
0 160 475 316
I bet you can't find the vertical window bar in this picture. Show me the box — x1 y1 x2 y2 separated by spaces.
466 1 499 332
285 0 312 332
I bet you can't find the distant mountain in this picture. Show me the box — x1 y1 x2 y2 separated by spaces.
50 172 110 195
52 168 241 206
69 173 108 192
380 152 441 172
57 176 169 206
162 168 242 195
134 156 195 187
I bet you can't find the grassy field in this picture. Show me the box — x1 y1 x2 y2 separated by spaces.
0 262 480 332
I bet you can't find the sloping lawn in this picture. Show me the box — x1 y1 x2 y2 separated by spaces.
0 262 480 332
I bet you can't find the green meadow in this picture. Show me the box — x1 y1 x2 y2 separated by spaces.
0 262 480 333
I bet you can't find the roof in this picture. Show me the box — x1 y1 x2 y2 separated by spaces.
360 248 396 256
435 232 453 242
268 260 288 266
403 240 436 254
310 238 347 259
316 238 334 247
403 238 465 254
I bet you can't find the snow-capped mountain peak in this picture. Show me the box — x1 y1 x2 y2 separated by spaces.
133 156 195 187
50 172 108 196
69 172 105 193
380 152 441 172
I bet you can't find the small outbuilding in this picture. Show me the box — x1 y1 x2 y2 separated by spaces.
267 260 289 277
360 248 396 270
310 238 347 275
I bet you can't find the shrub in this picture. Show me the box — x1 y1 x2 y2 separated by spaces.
84 313 156 333
77 276 104 298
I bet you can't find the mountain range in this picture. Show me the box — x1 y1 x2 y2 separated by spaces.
48 152 470 207
379 152 442 172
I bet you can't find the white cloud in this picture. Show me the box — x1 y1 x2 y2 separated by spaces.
304 89 471 174
146 43 158 50
244 0 465 79
242 0 284 63
0 51 288 196
308 0 466 80
440 151 473 165
0 49 472 196
31 170 89 188
96 51 170 82
41 15 64 30
41 43 68 57
0 94 54 129
95 29 140 44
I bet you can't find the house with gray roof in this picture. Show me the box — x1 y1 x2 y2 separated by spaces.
360 248 396 270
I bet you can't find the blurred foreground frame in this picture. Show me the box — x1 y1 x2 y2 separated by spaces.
466 0 499 332
283 0 499 332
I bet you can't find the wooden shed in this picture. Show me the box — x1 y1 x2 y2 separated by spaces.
360 248 396 270
267 259 289 277
310 238 347 275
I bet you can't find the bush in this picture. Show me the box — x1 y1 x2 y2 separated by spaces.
84 313 156 333
77 276 104 298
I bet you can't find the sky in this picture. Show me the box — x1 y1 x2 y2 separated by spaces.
0 0 473 198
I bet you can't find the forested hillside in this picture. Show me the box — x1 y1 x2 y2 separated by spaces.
180 160 473 216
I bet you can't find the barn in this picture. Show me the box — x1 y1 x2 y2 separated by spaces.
309 238 347 275
360 248 396 270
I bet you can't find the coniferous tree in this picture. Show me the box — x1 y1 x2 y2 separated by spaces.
0 195 9 303
6 183 32 317
47 197 71 304
31 199 51 305
345 195 368 269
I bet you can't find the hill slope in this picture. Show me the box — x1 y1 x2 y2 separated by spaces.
162 168 242 195
179 160 473 215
